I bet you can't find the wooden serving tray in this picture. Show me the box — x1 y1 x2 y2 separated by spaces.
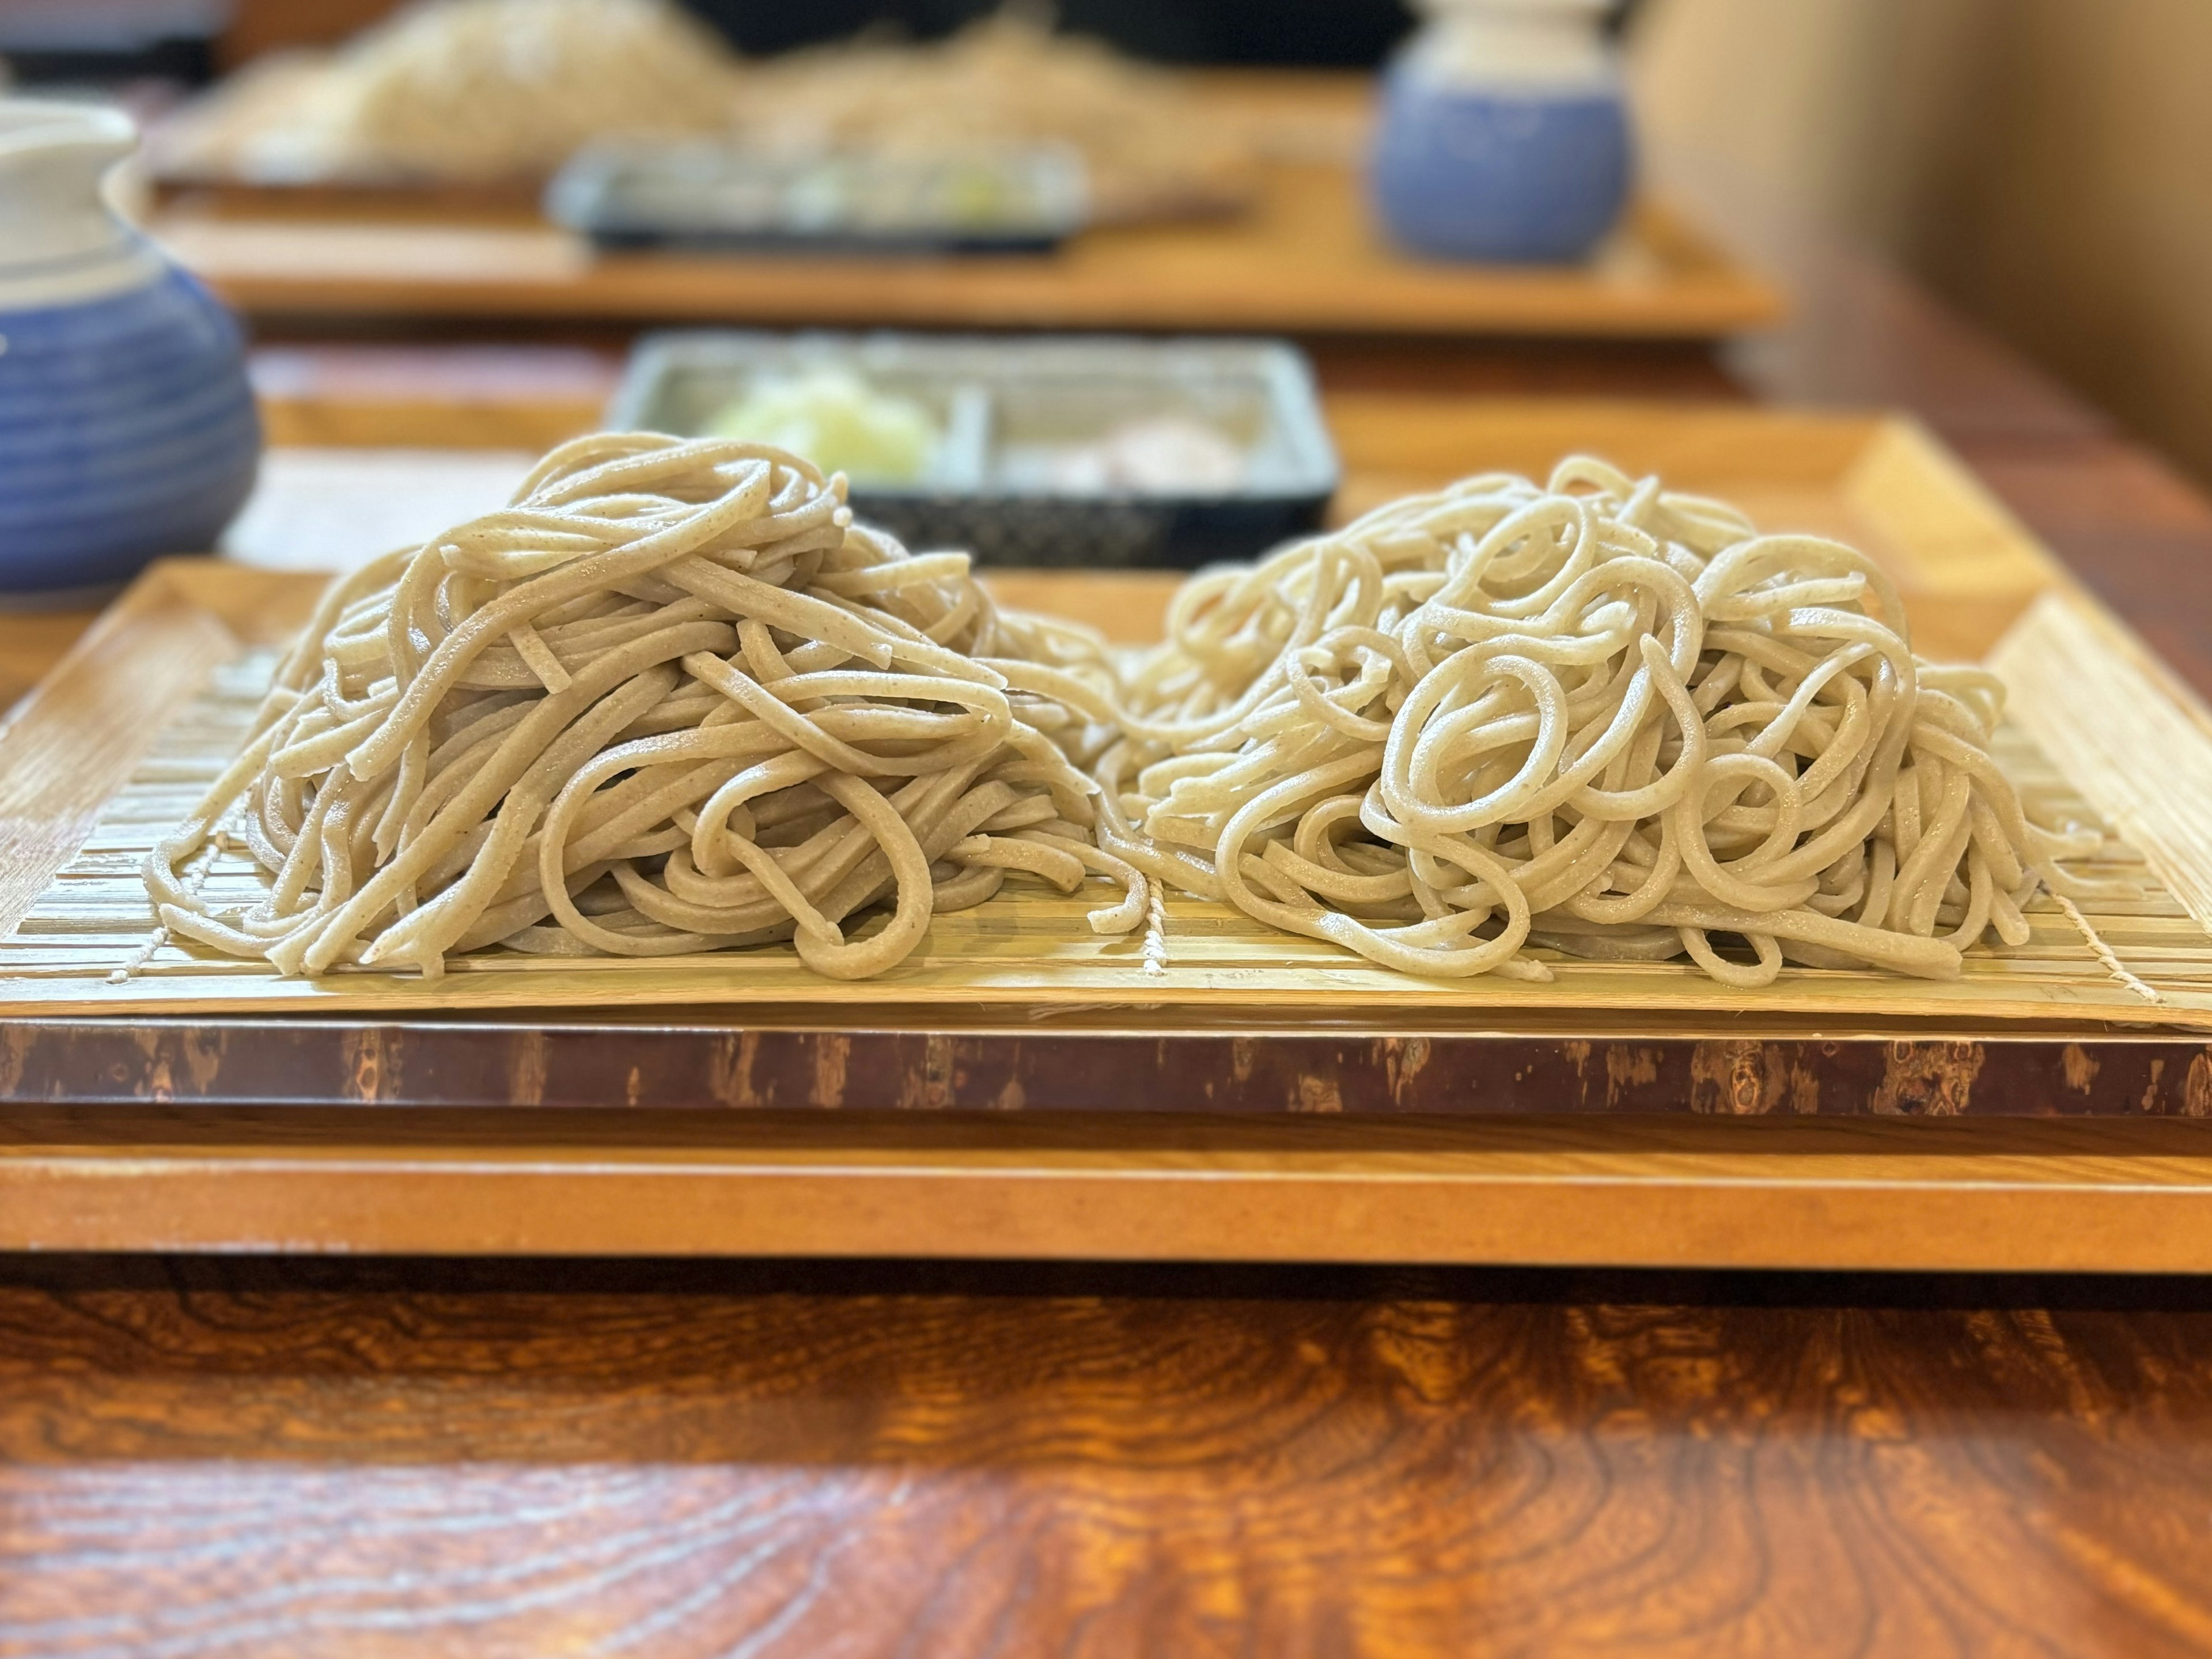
7 401 2212 1270
149 183 1781 341
3 408 2206 1031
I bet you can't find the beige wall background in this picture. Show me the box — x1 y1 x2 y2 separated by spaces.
1628 0 2212 480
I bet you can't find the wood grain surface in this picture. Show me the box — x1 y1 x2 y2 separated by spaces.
0 574 241 942
7 1111 2212 1270
2 1254 2211 1657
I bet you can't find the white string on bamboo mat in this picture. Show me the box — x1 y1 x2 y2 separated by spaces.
2050 889 2162 1006
1141 876 1169 979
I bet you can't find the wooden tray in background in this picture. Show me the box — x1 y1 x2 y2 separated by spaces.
7 402 2212 1271
149 184 1781 340
145 71 1777 340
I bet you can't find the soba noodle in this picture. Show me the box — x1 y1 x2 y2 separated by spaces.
154 0 741 185
1008 456 2120 986
145 434 1143 982
151 1 1247 215
150 446 2113 989
729 10 1255 222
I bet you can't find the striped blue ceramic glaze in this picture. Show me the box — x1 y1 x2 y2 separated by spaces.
0 101 260 599
1369 0 1633 266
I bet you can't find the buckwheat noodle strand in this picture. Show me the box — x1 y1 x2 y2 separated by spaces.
151 448 2115 991
1027 456 2121 986
146 433 1143 982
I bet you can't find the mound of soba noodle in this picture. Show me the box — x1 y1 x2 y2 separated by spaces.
149 444 2111 988
154 0 742 185
1007 456 2116 986
729 9 1255 221
146 434 1144 982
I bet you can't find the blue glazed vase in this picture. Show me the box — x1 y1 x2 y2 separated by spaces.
0 100 260 601
1370 0 1633 265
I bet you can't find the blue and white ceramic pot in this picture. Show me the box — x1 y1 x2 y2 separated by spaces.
0 100 260 601
1370 0 1633 264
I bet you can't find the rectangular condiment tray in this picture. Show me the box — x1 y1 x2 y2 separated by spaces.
608 329 1341 567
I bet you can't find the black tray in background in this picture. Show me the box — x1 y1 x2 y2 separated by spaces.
605 330 1341 569
548 143 1088 256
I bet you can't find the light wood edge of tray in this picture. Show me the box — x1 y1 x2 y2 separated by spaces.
1844 419 2212 955
0 562 263 941
1843 415 2070 590
1993 588 2212 948
6 1116 2212 1268
153 188 1785 340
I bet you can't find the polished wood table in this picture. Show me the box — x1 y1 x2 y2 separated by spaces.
6 220 2212 1656
5 1254 2210 1657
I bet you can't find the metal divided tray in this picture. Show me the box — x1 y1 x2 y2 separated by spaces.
547 142 1088 255
607 331 1340 567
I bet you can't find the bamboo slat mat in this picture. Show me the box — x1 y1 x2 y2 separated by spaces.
7 407 2210 1031
4 611 2208 1029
